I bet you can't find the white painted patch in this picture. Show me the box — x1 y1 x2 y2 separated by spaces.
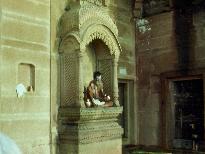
0 133 22 154
119 67 127 75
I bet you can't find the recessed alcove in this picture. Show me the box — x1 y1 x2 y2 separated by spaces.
18 63 35 92
84 39 113 97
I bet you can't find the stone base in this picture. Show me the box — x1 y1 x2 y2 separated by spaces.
60 138 122 154
58 107 123 154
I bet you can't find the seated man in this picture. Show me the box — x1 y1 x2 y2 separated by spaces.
85 71 113 107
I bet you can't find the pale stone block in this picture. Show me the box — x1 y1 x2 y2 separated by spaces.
60 139 122 154
2 34 48 52
2 47 50 69
0 97 50 113
2 17 49 45
79 139 122 154
23 97 50 112
1 120 50 140
14 137 50 154
0 97 25 113
35 69 50 97
31 144 50 154
2 0 49 20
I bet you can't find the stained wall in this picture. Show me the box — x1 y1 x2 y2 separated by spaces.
136 7 205 146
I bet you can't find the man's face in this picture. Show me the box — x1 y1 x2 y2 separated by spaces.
95 75 102 81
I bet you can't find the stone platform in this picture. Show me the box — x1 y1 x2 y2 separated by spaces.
58 107 123 154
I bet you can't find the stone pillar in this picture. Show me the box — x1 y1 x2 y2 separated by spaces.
113 57 120 106
77 51 86 107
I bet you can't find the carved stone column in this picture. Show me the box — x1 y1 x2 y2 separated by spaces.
77 51 86 107
113 57 120 106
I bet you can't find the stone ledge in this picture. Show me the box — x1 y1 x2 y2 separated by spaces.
59 106 123 121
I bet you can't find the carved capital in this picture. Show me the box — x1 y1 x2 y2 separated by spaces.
77 51 86 58
113 58 119 66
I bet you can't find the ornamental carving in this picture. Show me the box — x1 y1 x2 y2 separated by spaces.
79 4 118 36
81 0 106 6
59 107 123 121
81 24 121 57
59 3 118 44
59 10 79 39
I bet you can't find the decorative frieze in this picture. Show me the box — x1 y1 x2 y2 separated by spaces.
79 4 118 36
81 0 104 6
59 106 123 121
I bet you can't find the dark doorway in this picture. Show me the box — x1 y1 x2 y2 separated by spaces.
171 79 204 149
118 79 134 145
118 82 128 138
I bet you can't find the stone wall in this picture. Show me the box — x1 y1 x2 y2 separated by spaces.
136 8 205 146
109 0 137 145
50 0 67 153
109 0 136 79
0 0 51 153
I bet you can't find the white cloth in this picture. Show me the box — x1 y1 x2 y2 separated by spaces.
16 83 27 98
92 98 105 106
0 133 22 154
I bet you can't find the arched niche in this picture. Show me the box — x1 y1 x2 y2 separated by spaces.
84 39 113 98
58 4 123 154
59 24 121 108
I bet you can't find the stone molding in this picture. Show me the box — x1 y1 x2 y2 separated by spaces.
59 107 123 121
80 0 109 6
59 34 80 54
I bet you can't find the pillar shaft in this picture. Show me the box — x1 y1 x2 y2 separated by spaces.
113 58 119 106
77 51 86 107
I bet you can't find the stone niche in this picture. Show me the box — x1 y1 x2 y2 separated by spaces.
58 1 123 154
18 63 35 92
